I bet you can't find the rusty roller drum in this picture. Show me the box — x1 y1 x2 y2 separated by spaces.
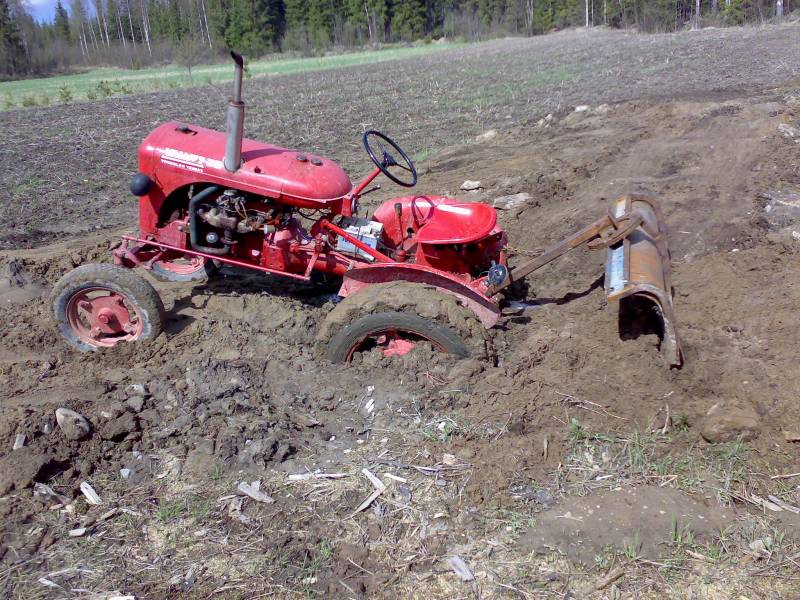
604 194 682 366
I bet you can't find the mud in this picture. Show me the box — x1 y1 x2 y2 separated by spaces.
1 82 800 596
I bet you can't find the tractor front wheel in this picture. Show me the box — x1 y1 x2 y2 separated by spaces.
150 255 217 282
316 281 492 363
52 264 165 352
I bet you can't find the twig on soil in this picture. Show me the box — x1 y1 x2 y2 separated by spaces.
349 469 387 516
492 412 513 441
556 391 627 420
286 471 349 482
595 566 625 590
770 472 800 480
661 403 671 434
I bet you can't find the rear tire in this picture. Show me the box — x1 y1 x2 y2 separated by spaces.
325 311 470 363
316 281 492 363
52 264 165 352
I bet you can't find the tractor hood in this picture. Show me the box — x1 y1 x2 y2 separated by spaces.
139 121 353 207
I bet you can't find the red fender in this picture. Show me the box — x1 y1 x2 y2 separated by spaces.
338 263 501 328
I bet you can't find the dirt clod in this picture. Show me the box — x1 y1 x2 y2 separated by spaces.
99 413 139 441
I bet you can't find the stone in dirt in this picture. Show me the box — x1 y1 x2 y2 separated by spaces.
475 129 498 142
699 402 760 443
460 180 482 191
33 482 70 505
492 192 531 210
125 396 145 413
778 123 799 141
55 408 91 441
100 413 139 441
447 555 474 581
99 401 125 420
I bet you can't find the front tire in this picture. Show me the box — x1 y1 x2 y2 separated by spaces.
150 255 217 282
52 264 165 352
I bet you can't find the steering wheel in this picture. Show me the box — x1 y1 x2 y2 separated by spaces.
363 130 417 188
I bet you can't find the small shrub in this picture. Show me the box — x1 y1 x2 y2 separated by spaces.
205 77 213 85
167 80 179 89
568 418 586 442
156 499 184 523
96 80 113 97
58 84 73 103
2 94 15 109
673 413 690 432
39 95 51 106
424 34 432 44
21 95 38 107
111 80 132 94
243 64 252 79
86 90 98 100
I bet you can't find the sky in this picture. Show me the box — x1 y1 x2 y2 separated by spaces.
25 0 59 23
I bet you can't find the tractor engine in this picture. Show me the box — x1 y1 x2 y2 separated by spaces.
193 188 276 253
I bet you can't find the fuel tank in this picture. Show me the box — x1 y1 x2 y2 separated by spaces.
139 121 353 208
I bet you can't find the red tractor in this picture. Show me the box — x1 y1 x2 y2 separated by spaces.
52 53 682 365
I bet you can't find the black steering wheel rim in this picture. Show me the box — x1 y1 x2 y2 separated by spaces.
362 130 418 188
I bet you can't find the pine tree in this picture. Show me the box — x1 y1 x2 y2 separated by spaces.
285 0 309 29
392 0 426 39
222 0 284 56
54 0 71 41
0 0 26 77
306 0 335 47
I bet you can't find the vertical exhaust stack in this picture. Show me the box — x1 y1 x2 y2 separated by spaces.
224 51 245 172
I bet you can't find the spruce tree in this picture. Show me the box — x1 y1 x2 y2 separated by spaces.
54 0 71 41
392 0 426 40
0 0 26 77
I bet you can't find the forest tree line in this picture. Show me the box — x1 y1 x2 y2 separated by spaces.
1 0 795 78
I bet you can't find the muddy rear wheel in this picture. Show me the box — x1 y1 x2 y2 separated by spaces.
325 311 471 362
316 281 492 363
52 263 165 352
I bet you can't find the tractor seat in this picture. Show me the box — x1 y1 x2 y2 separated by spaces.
416 202 498 245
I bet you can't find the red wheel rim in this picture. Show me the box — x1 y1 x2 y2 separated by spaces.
154 255 205 275
346 329 444 361
65 287 143 348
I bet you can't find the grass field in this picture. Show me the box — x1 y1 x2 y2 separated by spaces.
0 42 460 109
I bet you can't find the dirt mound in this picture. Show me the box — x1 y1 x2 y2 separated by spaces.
1 88 800 597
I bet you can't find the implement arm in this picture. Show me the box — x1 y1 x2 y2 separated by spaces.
486 208 645 295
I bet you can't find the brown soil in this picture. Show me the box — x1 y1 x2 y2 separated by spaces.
2 29 800 600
